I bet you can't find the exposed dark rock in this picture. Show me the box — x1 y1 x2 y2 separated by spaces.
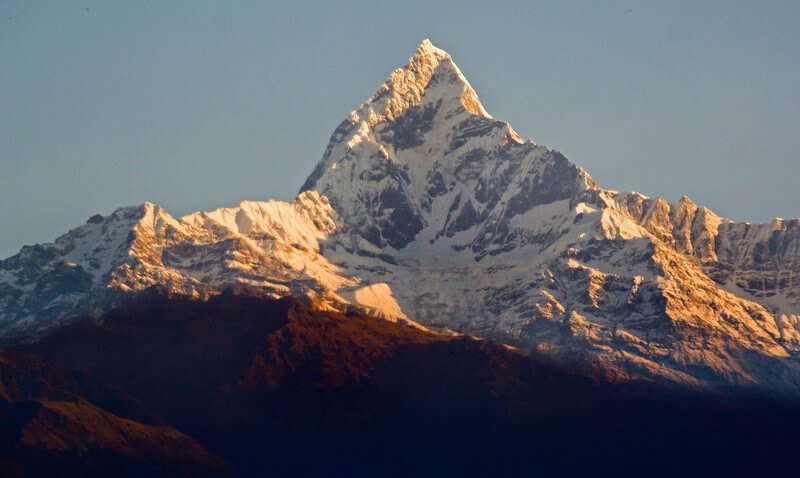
446 198 480 237
385 99 441 150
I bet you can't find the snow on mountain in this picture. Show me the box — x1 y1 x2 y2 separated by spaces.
2 40 800 392
0 192 410 339
301 39 800 390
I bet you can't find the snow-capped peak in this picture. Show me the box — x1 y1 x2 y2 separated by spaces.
303 39 591 251
352 39 490 128
5 39 800 394
416 38 448 59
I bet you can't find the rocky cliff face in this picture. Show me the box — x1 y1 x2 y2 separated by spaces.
302 40 595 256
2 40 800 392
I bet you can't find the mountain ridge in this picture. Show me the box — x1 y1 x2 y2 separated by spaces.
18 291 800 475
2 39 800 393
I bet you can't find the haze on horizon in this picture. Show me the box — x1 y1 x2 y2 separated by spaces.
2 0 799 258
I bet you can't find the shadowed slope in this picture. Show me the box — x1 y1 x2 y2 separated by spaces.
0 348 227 477
20 291 800 475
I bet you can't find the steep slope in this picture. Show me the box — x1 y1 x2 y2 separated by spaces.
300 39 800 390
302 40 595 256
617 193 800 323
20 292 800 475
0 349 226 476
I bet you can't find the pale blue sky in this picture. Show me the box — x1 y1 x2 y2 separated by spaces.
2 1 799 257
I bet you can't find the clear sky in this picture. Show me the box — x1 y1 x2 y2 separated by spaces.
2 1 799 258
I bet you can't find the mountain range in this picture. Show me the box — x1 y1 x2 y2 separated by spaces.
2 39 800 475
4 39 799 392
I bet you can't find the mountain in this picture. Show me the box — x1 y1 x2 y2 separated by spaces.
0 348 226 476
19 291 800 475
2 39 800 393
0 192 404 339
299 39 800 390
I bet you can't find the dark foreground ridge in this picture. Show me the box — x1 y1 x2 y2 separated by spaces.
0 347 226 477
3 290 800 476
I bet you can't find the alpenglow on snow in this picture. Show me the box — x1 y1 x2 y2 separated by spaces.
3 40 800 393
